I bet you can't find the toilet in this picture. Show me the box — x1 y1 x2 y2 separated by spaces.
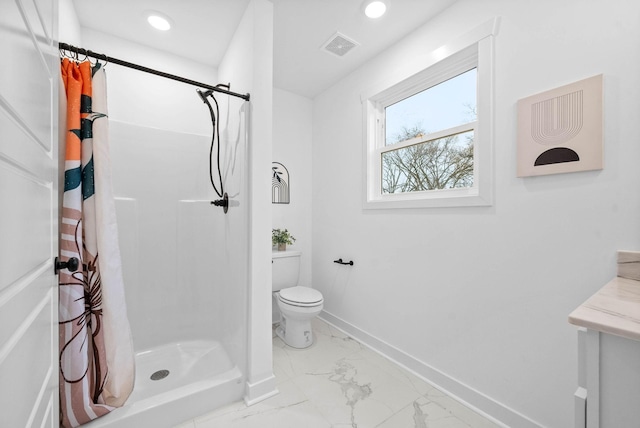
272 250 323 349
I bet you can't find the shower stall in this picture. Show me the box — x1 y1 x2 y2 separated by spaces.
55 42 253 425
83 92 249 427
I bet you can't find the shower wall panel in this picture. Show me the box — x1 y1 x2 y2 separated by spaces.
176 200 224 342
109 121 247 362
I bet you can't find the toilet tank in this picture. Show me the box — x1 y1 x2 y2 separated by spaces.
272 250 301 291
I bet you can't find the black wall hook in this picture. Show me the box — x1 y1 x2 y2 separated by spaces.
334 258 354 266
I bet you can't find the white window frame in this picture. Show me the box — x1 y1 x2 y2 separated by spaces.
363 18 499 209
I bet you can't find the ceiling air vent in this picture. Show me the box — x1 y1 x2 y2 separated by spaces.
321 32 359 57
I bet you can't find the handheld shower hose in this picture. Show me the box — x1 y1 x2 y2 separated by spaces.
197 88 228 213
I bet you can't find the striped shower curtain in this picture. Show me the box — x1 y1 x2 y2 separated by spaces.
59 58 134 427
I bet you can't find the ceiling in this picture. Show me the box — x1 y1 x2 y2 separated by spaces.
73 0 458 99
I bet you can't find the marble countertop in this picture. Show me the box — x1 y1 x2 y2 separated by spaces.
569 276 640 341
569 251 640 340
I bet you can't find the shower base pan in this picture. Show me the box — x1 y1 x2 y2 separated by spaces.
84 340 244 428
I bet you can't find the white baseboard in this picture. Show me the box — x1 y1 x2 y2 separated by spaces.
244 374 278 406
319 310 543 428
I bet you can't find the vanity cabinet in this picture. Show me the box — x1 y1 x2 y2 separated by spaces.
569 268 640 428
572 326 640 428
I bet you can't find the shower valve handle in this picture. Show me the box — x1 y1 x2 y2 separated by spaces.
54 257 79 274
211 193 229 214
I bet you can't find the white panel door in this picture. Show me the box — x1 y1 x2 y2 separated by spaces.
0 0 60 427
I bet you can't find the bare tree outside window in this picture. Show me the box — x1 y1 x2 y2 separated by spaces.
382 126 474 194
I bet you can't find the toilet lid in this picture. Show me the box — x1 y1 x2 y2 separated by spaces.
278 286 323 306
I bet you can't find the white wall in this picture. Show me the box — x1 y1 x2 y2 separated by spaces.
218 0 276 405
81 29 216 136
272 88 313 286
59 0 81 44
311 1 640 427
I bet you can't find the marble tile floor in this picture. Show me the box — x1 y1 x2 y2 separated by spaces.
176 318 501 428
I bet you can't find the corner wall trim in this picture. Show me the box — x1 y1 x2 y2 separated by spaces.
244 375 278 406
319 310 542 428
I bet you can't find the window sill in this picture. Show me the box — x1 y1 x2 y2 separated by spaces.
363 186 492 209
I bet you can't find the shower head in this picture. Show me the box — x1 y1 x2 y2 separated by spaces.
196 88 214 103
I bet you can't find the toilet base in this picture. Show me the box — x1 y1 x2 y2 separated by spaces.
275 316 314 349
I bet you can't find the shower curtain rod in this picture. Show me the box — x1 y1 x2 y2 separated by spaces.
59 42 251 101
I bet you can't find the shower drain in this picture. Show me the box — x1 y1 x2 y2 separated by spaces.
150 369 170 381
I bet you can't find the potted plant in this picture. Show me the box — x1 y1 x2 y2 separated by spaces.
272 228 296 251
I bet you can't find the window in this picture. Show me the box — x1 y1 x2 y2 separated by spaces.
363 19 498 209
382 68 477 194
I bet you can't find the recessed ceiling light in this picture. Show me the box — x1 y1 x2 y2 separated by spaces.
364 1 386 19
146 11 172 31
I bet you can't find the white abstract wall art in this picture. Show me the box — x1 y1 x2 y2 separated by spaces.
517 74 603 177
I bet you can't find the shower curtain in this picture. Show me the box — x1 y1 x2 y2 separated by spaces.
59 58 134 427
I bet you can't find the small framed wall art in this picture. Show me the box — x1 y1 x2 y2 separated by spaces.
272 162 290 204
517 74 603 177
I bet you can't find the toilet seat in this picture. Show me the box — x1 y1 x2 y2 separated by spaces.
278 286 323 307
